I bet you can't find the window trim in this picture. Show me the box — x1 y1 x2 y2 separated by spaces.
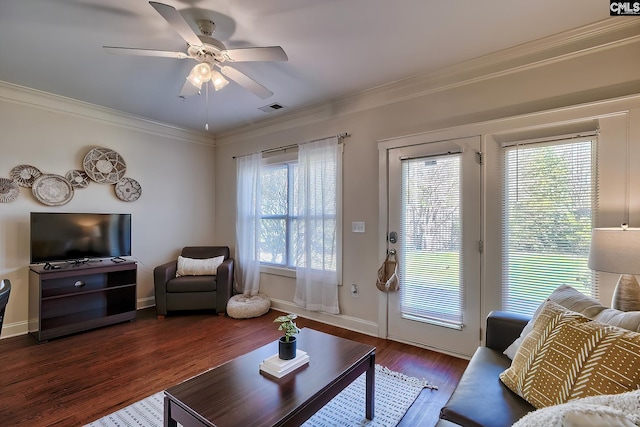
260 264 296 278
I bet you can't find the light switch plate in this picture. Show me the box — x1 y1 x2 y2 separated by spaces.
352 221 365 233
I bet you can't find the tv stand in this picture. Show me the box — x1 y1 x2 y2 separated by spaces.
29 260 137 343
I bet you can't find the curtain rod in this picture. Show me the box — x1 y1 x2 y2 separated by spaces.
233 132 350 159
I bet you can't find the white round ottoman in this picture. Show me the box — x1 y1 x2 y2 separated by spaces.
227 293 271 319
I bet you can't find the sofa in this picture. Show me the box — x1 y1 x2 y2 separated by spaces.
437 285 640 427
437 310 534 427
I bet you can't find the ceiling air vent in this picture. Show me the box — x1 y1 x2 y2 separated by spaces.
259 103 286 113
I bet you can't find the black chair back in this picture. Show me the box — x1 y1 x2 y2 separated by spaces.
0 280 11 337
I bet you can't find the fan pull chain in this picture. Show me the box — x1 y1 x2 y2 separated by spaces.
205 82 209 131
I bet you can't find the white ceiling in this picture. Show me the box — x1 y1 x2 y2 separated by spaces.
0 0 610 134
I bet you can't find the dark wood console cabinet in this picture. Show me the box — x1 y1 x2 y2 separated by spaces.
29 260 137 343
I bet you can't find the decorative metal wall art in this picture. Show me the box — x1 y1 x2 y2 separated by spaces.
31 174 74 206
83 147 127 184
10 165 41 187
0 178 20 203
66 169 90 188
3 146 142 204
115 177 142 202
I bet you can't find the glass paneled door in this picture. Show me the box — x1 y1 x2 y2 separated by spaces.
386 136 482 357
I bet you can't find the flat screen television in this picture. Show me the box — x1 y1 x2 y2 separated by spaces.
30 212 132 264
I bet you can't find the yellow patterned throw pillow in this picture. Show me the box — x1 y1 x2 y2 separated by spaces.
500 300 640 408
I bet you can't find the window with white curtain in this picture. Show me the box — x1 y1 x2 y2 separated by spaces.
259 162 296 267
502 136 598 315
259 156 339 273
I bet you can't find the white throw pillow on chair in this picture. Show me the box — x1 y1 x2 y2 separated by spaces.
176 255 225 277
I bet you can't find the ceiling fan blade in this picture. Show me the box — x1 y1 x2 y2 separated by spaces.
179 79 200 97
219 66 273 99
103 46 188 59
149 2 202 47
222 46 288 62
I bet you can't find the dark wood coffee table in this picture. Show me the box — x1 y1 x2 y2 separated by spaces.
164 328 376 427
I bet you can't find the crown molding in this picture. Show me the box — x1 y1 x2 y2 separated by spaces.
0 81 215 146
216 17 640 145
377 93 640 152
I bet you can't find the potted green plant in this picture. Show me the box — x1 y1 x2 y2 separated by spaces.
274 313 300 360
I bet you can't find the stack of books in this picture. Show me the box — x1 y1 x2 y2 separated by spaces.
259 350 310 378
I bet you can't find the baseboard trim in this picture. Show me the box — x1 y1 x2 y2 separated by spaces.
1 319 29 339
269 298 380 337
137 296 155 310
387 335 472 361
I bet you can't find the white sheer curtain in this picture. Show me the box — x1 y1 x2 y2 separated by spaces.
235 153 262 296
294 136 341 314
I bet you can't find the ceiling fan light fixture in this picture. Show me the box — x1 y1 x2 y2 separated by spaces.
186 62 213 89
211 70 229 91
186 74 203 90
194 63 212 81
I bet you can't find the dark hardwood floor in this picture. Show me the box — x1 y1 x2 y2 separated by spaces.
0 308 468 427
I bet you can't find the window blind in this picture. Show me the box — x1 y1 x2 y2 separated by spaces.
400 153 463 329
502 137 598 316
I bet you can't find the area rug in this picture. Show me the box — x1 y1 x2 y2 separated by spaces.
86 365 436 427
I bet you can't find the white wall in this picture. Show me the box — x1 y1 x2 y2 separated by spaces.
0 83 216 338
213 20 640 338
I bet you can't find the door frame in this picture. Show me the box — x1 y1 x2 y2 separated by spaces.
378 131 485 358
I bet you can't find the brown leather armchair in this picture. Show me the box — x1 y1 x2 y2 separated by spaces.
154 246 234 318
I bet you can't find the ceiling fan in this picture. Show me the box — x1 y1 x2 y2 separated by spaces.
103 1 288 100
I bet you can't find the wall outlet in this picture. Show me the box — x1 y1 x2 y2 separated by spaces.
351 283 359 297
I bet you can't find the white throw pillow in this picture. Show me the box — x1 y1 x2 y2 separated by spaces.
503 284 608 359
512 389 640 427
503 306 540 360
176 255 225 277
